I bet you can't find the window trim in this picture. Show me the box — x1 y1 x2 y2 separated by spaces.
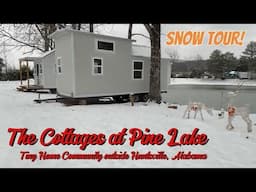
96 39 115 53
132 60 144 80
56 57 62 74
92 57 104 76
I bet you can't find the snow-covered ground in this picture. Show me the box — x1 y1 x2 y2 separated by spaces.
1 81 256 168
170 78 256 86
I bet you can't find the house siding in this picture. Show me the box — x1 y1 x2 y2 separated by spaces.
41 51 56 89
54 33 74 97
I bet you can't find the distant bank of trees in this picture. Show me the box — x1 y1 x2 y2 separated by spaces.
172 41 256 79
0 66 33 81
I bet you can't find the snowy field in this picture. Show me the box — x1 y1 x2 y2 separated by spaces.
1 81 256 168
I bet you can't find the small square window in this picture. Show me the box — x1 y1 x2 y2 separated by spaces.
134 62 143 70
134 71 142 79
94 58 102 66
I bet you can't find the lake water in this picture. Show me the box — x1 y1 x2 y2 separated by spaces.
162 84 256 113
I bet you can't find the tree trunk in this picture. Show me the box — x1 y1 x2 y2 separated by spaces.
89 24 93 32
43 24 57 52
128 24 132 39
149 24 161 103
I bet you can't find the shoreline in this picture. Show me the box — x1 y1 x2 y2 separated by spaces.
169 78 256 87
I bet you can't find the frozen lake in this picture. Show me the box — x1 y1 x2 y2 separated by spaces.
162 83 256 113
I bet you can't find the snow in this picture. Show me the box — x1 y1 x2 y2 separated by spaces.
1 81 256 168
170 78 256 86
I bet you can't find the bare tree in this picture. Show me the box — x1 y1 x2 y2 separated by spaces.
35 24 57 52
0 24 56 53
144 24 161 104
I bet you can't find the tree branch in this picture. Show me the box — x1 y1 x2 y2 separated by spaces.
144 24 153 37
35 24 45 39
1 29 44 52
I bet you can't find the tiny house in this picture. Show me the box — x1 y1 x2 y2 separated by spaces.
50 29 170 101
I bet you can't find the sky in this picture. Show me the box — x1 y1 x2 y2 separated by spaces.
2 24 256 68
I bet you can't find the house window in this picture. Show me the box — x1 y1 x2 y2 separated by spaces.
97 40 114 52
92 57 103 75
57 57 62 74
133 60 143 80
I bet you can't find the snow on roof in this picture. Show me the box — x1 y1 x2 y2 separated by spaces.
19 50 55 62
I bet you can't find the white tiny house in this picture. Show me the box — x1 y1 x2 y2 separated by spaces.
50 29 170 101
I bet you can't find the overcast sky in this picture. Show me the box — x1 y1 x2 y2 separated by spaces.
3 24 256 68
